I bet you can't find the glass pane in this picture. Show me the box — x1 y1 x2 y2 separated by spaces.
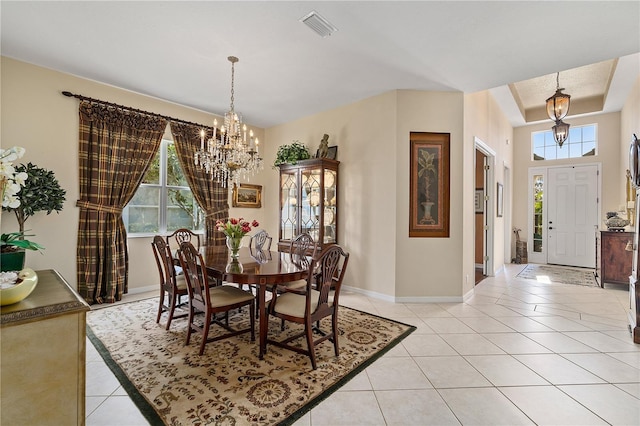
129 186 159 206
544 145 557 160
167 188 203 231
533 133 545 149
141 150 160 184
166 142 188 187
556 145 569 159
582 141 596 156
280 172 297 241
569 127 581 143
533 174 543 253
533 146 545 161
582 124 596 141
127 207 159 233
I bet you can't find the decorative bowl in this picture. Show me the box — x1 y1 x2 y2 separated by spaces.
0 268 38 306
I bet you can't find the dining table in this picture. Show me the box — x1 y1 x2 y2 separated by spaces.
202 245 309 359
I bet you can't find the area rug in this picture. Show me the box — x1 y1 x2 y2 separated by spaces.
516 264 598 286
87 298 415 425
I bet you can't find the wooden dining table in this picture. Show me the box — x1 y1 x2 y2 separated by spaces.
202 246 309 359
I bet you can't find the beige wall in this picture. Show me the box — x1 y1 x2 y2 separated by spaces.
463 90 514 294
265 91 398 298
1 57 268 291
620 76 640 207
512 112 622 246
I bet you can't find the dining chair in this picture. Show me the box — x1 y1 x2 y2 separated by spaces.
178 241 255 356
249 229 272 252
166 228 201 259
277 232 317 292
151 235 189 330
267 244 349 369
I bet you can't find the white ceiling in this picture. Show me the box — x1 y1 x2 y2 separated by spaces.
2 1 639 129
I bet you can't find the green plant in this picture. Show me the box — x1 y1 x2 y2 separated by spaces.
2 162 66 234
1 231 44 252
273 141 311 169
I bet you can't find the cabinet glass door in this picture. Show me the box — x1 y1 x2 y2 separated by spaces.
280 171 298 241
323 170 337 244
302 169 321 241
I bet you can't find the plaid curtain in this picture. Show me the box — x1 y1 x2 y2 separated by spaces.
77 101 166 304
170 122 228 247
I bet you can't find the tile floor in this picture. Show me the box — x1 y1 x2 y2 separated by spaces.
85 264 640 425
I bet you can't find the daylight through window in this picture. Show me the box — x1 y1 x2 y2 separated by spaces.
123 140 204 235
532 124 597 161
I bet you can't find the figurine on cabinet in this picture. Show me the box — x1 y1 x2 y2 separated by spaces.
317 134 329 158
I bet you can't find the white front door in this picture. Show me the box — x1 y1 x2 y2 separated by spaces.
547 165 598 268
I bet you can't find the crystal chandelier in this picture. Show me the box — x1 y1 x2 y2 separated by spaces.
195 56 263 187
546 72 571 147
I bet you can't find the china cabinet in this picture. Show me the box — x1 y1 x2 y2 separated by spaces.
630 190 640 343
278 158 339 252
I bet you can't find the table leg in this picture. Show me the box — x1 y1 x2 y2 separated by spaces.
258 284 267 359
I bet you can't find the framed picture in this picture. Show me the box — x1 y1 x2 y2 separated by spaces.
496 182 504 217
475 189 484 213
232 183 262 208
317 146 338 160
409 132 450 237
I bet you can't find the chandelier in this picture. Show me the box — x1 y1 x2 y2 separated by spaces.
546 72 571 147
195 56 263 187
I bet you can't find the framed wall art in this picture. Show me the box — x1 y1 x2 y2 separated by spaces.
409 132 450 237
232 183 262 208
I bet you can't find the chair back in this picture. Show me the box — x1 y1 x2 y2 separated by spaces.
152 235 179 291
167 228 201 255
311 245 349 309
177 241 220 311
289 232 317 268
250 230 272 252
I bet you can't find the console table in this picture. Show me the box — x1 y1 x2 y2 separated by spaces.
595 230 633 287
1 269 90 425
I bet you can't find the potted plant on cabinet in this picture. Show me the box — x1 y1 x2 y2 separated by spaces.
273 141 311 169
1 160 66 272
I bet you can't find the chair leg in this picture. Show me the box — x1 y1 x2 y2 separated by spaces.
305 320 317 370
185 306 194 346
332 312 339 356
199 314 211 356
166 292 177 330
156 290 165 323
249 302 256 342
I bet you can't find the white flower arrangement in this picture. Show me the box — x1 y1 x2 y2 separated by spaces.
0 146 28 208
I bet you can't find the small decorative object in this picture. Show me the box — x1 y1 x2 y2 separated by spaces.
273 141 311 169
216 217 259 258
1 231 44 272
317 134 330 158
604 212 629 231
0 268 38 306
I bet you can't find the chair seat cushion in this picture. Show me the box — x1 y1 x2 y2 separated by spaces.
175 274 188 291
208 285 255 308
281 279 307 290
273 290 334 317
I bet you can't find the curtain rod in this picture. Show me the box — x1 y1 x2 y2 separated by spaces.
61 91 211 129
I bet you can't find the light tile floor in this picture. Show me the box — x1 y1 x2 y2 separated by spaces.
85 264 640 425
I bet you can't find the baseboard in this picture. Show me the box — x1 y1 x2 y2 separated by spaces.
127 285 156 295
342 285 464 303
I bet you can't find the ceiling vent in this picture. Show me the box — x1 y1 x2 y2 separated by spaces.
300 11 338 38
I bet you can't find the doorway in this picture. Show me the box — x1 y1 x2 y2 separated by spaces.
528 164 600 267
474 137 496 280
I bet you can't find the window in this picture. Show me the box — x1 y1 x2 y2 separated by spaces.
532 124 597 161
532 174 543 253
123 139 203 235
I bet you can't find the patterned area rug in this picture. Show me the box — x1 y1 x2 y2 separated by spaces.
87 298 415 425
516 264 598 286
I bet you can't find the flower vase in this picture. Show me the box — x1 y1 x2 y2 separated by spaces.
226 236 242 258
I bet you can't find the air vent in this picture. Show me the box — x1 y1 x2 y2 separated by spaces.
300 10 338 38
